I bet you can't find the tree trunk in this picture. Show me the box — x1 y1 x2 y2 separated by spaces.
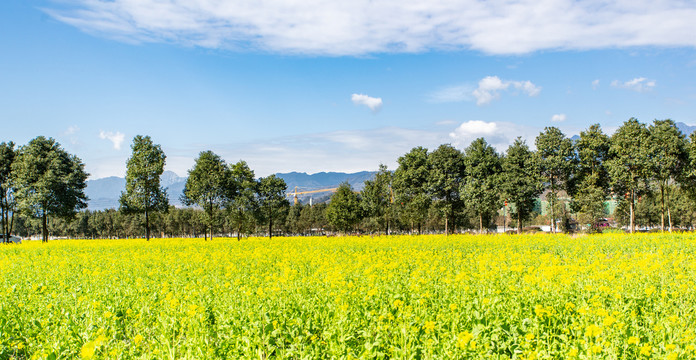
237 226 241 241
517 212 522 235
145 210 150 241
269 217 273 240
42 211 48 243
445 216 449 236
629 191 635 234
479 213 483 234
550 192 555 234
204 225 207 241
660 185 665 232
668 206 673 233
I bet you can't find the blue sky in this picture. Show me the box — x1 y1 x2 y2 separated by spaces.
2 0 696 179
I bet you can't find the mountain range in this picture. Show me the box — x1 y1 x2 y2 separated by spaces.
84 171 376 211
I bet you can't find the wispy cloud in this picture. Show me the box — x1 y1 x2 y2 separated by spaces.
551 114 567 122
449 120 539 151
44 1 696 56
99 130 125 150
351 94 383 112
429 76 540 105
611 77 656 92
592 79 600 90
64 125 80 135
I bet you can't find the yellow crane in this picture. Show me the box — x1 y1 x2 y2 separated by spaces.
286 186 338 205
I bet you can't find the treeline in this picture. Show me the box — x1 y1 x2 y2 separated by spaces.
4 118 696 241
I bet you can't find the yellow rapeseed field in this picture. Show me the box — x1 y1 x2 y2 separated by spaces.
1 233 696 359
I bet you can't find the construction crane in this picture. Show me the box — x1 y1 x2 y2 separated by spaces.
286 186 338 205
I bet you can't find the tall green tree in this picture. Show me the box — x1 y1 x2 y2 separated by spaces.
461 138 502 233
227 160 258 240
327 182 362 233
182 151 232 241
13 136 88 242
500 138 543 234
571 124 611 231
119 135 169 241
393 147 430 234
361 164 393 235
0 142 16 242
647 119 687 232
535 127 574 233
256 175 289 239
605 118 650 233
428 144 465 235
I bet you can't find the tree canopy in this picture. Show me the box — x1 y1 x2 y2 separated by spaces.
119 135 169 241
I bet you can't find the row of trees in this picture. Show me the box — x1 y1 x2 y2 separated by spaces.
326 118 696 235
3 117 696 241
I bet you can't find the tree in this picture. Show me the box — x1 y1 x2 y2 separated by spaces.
535 127 574 233
227 160 258 241
500 138 543 234
647 119 687 232
361 164 393 235
12 136 88 242
119 135 169 241
393 147 430 234
327 182 362 233
461 138 502 233
571 124 611 231
428 144 465 235
182 151 232 241
256 175 289 239
605 118 650 233
0 142 16 243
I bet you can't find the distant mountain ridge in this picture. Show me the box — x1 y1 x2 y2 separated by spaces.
85 170 376 210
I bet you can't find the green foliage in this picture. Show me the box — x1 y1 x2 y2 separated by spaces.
500 138 543 233
0 141 16 241
605 118 650 232
360 164 393 234
647 119 687 231
327 183 362 233
227 161 258 240
393 147 430 233
571 124 610 231
427 144 465 234
256 175 289 239
535 127 574 233
12 136 88 242
461 138 502 232
119 135 169 241
182 151 233 240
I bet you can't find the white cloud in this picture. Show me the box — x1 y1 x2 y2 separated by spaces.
611 77 656 92
472 76 541 105
44 1 696 56
64 125 80 135
427 85 473 103
592 79 600 89
351 93 383 112
449 120 539 151
551 114 567 122
99 130 125 150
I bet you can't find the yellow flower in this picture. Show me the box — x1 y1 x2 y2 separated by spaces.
628 336 640 345
585 324 602 338
393 299 403 309
644 286 656 297
525 333 535 341
133 334 144 345
591 344 602 354
639 344 652 356
424 321 435 333
81 341 96 359
457 331 473 349
666 344 677 351
568 348 578 357
449 303 458 311
603 316 616 327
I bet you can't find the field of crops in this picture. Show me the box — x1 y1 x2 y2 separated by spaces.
1 233 696 359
